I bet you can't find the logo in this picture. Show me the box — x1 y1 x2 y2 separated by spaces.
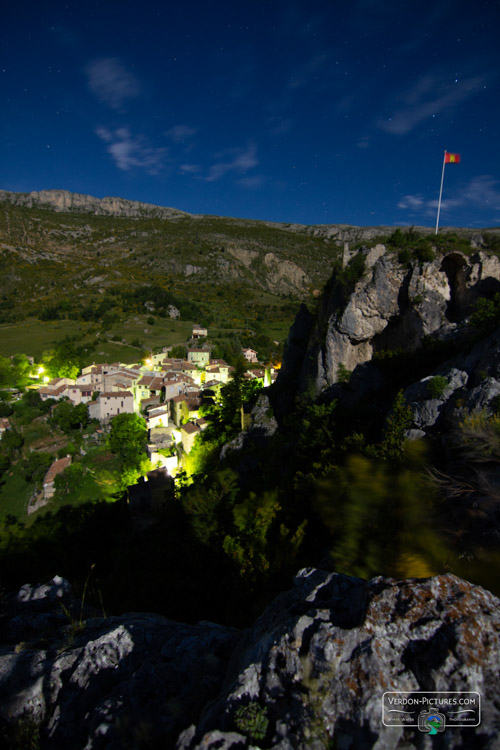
418 710 446 735
382 691 480 729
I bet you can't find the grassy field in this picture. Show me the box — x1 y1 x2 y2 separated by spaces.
0 315 199 363
0 319 87 358
0 464 33 519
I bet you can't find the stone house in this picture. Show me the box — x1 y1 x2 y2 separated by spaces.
66 386 93 406
242 348 259 363
88 391 136 423
187 348 211 367
38 384 68 402
170 395 201 427
192 324 208 339
146 407 169 430
180 421 202 453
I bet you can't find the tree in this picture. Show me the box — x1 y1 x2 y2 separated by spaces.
53 463 85 499
52 401 89 433
42 339 82 379
170 345 187 359
108 413 148 468
0 428 24 460
22 452 52 484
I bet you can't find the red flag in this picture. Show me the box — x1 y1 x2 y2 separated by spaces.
445 152 460 163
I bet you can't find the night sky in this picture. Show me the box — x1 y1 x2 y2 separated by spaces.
2 0 499 227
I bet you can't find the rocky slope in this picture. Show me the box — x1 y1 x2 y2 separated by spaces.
1 571 498 749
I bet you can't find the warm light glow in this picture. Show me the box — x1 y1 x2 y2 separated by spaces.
43 376 49 383
38 366 44 374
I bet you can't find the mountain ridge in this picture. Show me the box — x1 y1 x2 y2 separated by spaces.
3 187 492 242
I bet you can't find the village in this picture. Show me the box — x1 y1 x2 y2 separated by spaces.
0 325 278 515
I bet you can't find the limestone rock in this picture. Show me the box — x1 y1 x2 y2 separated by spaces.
403 328 500 434
187 569 500 750
281 245 500 401
1 571 499 749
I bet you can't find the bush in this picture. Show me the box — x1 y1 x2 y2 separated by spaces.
427 376 448 399
234 702 269 742
337 363 352 383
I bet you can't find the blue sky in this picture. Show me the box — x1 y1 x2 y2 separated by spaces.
1 0 499 227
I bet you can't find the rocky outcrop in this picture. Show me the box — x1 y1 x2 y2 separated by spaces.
0 189 189 220
1 571 499 749
403 327 500 435
282 246 500 399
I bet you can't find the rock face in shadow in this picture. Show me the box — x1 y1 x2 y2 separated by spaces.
277 245 500 402
1 571 499 749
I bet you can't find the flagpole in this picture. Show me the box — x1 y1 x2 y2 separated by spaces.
435 150 447 234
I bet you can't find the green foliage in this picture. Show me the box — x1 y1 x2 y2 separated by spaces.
182 468 239 544
427 375 448 399
469 293 500 329
340 251 366 285
387 227 435 264
318 449 445 580
12 391 54 425
369 390 412 462
433 231 474 255
42 338 82 379
169 344 187 359
54 462 86 499
0 353 31 388
234 702 269 742
21 452 52 483
0 400 13 417
0 427 24 460
337 362 352 383
223 490 282 580
108 413 148 467
51 401 89 433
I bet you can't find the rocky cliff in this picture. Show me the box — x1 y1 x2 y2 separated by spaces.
0 189 190 220
1 571 498 749
279 244 500 400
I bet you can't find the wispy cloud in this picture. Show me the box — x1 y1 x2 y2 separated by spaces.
357 136 370 149
379 74 485 135
398 175 500 219
179 163 201 174
95 127 167 174
165 125 198 143
85 58 141 110
206 142 258 183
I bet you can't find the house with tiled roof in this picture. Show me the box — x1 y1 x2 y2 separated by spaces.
43 455 71 501
242 348 259 363
180 421 202 453
66 385 93 406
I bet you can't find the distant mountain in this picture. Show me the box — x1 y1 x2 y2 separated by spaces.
0 188 190 220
